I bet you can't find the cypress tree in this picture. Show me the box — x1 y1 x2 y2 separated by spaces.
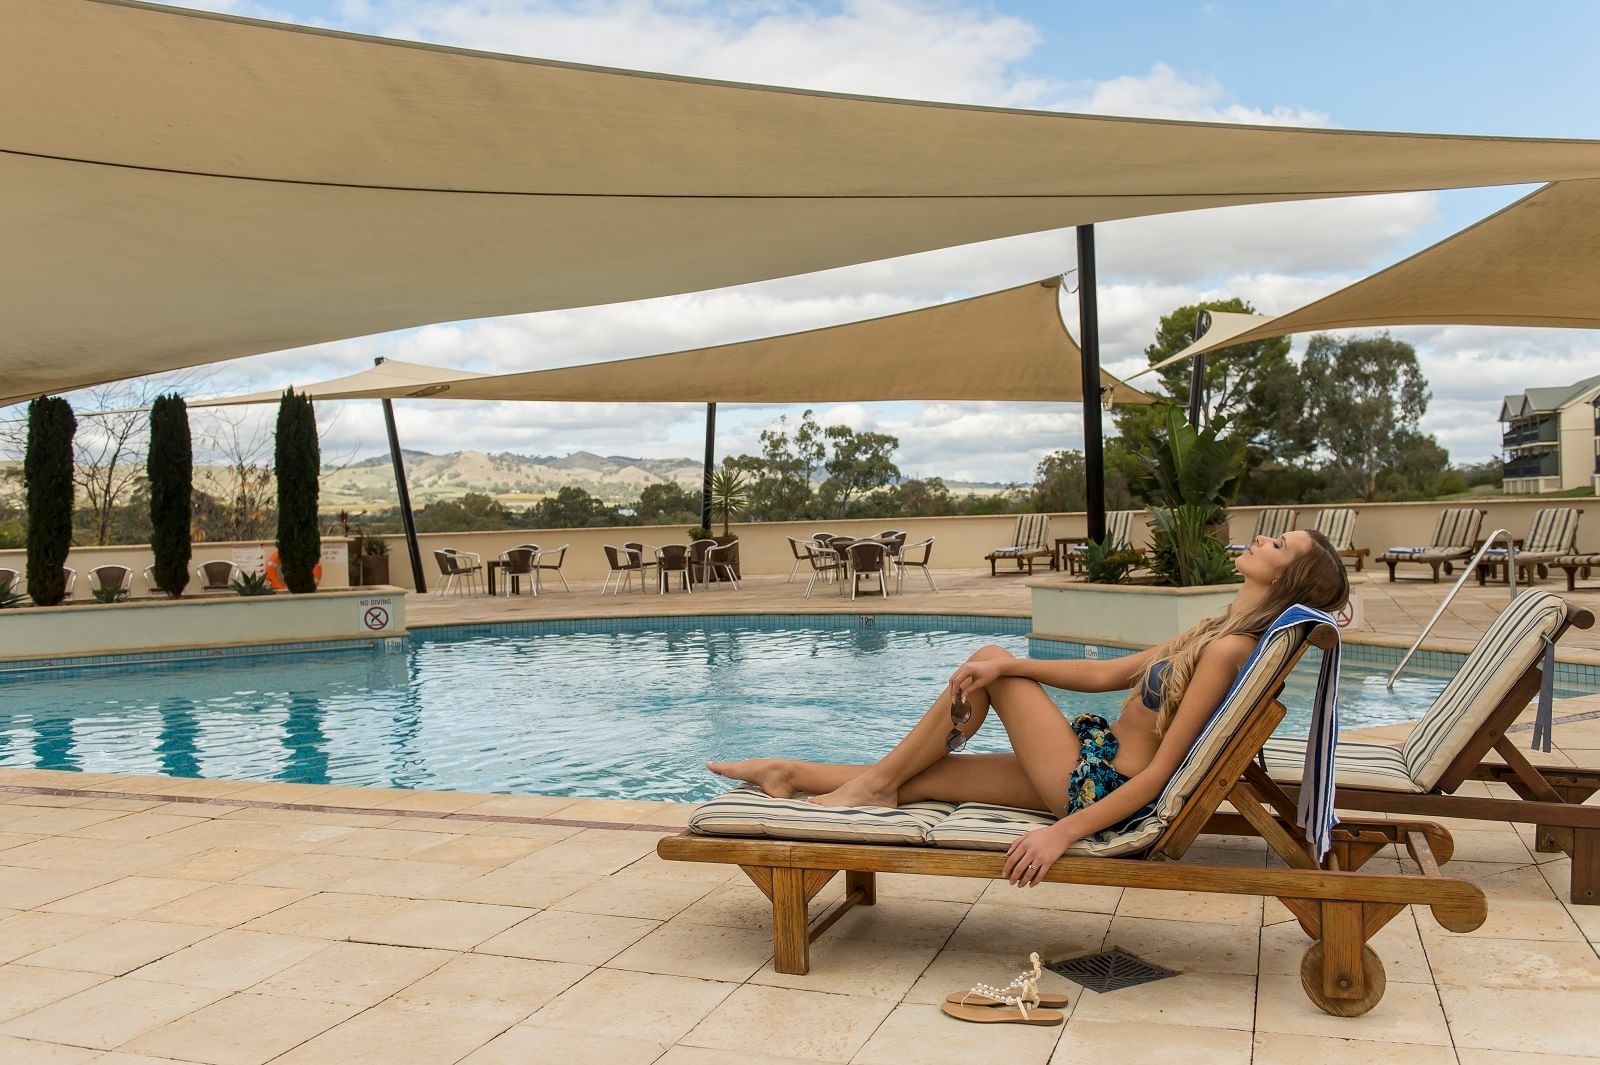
24 396 76 606
147 393 193 597
274 388 321 594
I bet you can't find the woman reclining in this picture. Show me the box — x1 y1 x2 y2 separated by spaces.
710 529 1348 886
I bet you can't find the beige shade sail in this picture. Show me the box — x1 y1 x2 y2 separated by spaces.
1139 178 1600 376
176 280 1151 407
180 360 491 409
9 2 1600 407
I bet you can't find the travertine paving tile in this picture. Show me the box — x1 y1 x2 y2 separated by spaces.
1 807 130 836
120 992 362 1065
335 856 486 898
532 968 736 1045
239 891 412 939
550 873 718 921
464 1025 666 1064
142 847 284 882
1261 912 1432 984
233 853 396 892
138 883 312 928
1256 979 1452 1045
608 917 775 982
443 866 601 908
453 794 580 819
248 941 453 1006
749 935 941 1000
945 902 1109 959
20 919 213 976
1051 1019 1252 1065
66 813 207 843
1441 986 1600 1057
816 896 969 946
0 911 110 965
657 1048 835 1065
0 1035 102 1063
1424 933 1600 988
270 1003 506 1065
0 964 107 1024
1456 1050 1600 1065
1115 885 1263 925
389 953 590 1021
476 909 658 965
681 983 893 1062
1251 1031 1458 1065
313 826 463 859
1072 971 1257 1030
608 852 741 888
513 829 664 876
408 833 557 867
40 876 209 919
864 871 987 904
0 865 121 909
1100 915 1259 975
0 977 226 1050
352 899 534 950
129 929 328 991
857 1001 1063 1065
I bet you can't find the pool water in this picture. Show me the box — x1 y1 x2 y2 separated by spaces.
0 617 1578 802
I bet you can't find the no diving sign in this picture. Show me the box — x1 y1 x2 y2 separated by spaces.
359 597 396 633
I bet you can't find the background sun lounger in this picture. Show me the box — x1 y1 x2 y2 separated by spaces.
1378 507 1485 582
1264 589 1598 903
1476 507 1582 585
1227 507 1294 556
984 513 1054 576
1311 507 1369 571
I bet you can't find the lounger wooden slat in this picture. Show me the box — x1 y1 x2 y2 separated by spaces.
661 621 1486 1016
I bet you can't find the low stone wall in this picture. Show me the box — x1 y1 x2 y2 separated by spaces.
0 586 405 663
3 494 1591 596
0 539 351 598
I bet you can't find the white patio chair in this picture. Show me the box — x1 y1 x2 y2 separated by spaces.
655 544 694 594
89 565 134 599
61 566 77 599
783 536 815 583
701 539 740 590
895 537 938 592
442 548 484 594
195 560 239 591
601 544 645 595
803 540 847 599
846 541 890 600
529 543 571 592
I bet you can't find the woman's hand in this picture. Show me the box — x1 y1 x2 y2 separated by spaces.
947 658 1005 703
1003 825 1077 888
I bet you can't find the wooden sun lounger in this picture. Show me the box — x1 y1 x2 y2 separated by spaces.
660 627 1485 1017
984 513 1054 576
1273 601 1598 904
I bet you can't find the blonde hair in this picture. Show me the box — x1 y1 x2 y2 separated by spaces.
1139 530 1348 734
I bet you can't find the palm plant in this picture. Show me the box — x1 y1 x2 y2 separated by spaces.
1133 406 1247 587
230 570 275 596
709 468 751 537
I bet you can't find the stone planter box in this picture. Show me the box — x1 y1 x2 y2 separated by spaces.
1027 576 1239 646
0 586 408 664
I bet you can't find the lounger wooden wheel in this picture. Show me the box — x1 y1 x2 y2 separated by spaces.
1300 942 1386 1017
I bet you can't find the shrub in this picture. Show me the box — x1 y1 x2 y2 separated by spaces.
147 393 193 597
274 388 321 594
92 584 129 604
1082 536 1146 585
24 396 76 606
230 570 275 596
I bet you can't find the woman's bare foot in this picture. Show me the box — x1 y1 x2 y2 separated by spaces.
809 776 899 809
706 759 797 799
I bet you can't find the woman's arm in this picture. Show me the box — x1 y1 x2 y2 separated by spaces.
951 645 1159 698
1002 633 1257 886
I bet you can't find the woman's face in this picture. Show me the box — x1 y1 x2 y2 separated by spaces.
1235 529 1312 585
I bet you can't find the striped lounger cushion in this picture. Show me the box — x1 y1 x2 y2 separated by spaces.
1264 589 1568 795
689 785 955 844
1263 737 1420 792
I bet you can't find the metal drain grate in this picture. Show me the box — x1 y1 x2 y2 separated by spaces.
1046 948 1177 993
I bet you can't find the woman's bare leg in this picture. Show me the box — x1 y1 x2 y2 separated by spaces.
708 644 1004 802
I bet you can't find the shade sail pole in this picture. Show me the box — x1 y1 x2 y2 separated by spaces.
1188 308 1211 428
375 358 426 593
700 402 717 532
1076 226 1106 544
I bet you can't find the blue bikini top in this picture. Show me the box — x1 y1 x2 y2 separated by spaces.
1140 659 1171 711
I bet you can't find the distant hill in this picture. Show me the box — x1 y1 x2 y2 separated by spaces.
0 451 1011 510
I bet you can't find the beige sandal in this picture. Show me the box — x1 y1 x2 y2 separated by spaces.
940 953 1066 1025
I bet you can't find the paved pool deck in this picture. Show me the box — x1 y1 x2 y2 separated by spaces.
0 566 1597 1062
402 566 1600 662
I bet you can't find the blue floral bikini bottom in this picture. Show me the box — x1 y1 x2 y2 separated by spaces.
1066 713 1131 814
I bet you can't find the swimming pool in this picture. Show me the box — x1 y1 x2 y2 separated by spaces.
0 615 1587 802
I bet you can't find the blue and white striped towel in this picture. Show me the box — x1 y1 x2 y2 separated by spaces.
1227 604 1342 859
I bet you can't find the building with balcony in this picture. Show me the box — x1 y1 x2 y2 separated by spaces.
1499 372 1600 494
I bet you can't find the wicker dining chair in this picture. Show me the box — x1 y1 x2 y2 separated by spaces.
895 537 938 592
655 544 694 594
531 544 571 592
195 560 239 591
601 544 645 595
846 541 890 600
783 536 816 583
803 540 847 599
497 547 538 597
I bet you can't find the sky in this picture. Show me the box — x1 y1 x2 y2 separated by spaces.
47 0 1600 482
